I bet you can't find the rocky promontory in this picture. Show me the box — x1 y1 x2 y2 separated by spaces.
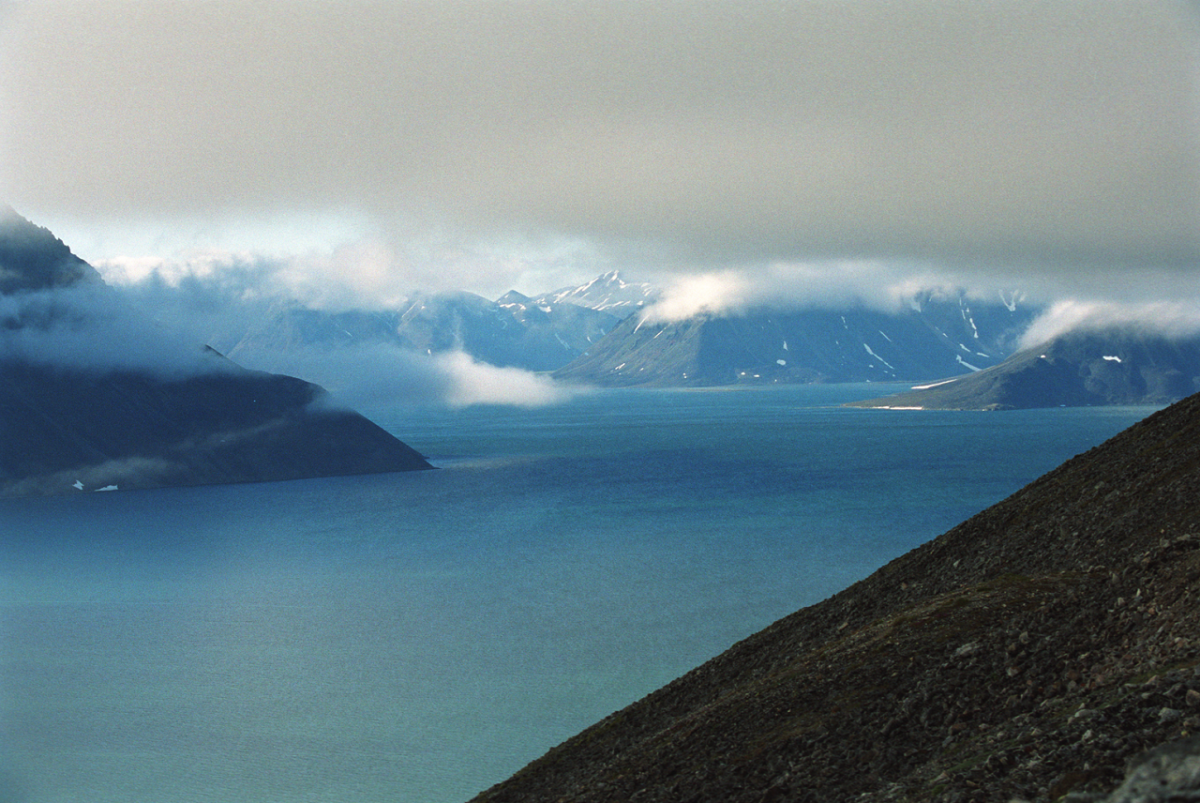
472 391 1200 802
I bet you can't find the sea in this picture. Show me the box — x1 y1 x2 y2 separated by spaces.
0 384 1160 803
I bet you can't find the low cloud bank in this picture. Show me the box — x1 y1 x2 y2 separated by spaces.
98 264 580 409
236 343 577 410
0 284 234 377
89 229 611 307
637 261 973 324
95 243 410 313
1018 300 1200 350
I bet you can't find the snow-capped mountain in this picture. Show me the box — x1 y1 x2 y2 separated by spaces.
535 270 660 318
553 290 1040 387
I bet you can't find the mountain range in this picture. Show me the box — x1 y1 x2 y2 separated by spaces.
470 387 1200 803
553 289 1037 387
202 271 1043 388
0 206 431 496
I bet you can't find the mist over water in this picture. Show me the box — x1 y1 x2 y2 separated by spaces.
0 386 1158 803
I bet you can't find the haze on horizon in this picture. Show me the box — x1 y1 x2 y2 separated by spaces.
4 0 1200 358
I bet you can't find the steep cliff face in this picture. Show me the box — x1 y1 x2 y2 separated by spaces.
0 207 431 496
472 392 1200 803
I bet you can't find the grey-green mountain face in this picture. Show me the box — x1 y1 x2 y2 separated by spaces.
850 326 1200 410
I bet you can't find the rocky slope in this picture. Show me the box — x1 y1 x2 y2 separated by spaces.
850 327 1200 410
471 391 1200 803
0 207 431 496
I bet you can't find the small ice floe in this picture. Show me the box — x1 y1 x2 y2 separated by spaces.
96 485 118 492
1103 355 1123 363
72 480 84 491
782 340 789 350
956 355 981 371
776 359 787 366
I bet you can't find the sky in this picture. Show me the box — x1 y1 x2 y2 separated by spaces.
3 0 1200 321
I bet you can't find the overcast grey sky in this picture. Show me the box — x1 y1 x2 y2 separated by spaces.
3 0 1200 310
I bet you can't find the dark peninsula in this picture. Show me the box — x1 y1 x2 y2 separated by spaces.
1 206 430 496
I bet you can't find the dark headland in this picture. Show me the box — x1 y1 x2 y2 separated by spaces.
472 392 1200 803
0 206 431 496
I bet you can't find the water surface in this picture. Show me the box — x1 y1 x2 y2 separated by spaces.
0 386 1158 802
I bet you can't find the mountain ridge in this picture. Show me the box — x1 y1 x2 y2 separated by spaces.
849 326 1200 410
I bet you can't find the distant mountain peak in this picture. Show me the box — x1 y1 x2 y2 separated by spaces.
496 289 532 307
539 271 660 318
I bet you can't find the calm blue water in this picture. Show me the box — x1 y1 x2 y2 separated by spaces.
0 385 1158 803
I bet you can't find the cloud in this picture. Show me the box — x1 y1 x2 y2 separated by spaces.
235 342 577 410
1018 299 1200 349
435 351 578 408
96 243 410 312
90 230 615 306
0 283 237 377
3 0 1199 298
88 258 579 408
639 261 954 322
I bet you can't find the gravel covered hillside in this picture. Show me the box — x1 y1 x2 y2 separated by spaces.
471 393 1200 803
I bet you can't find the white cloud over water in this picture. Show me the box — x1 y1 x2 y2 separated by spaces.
239 342 577 410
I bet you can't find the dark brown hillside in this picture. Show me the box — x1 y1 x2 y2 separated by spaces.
471 393 1200 803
